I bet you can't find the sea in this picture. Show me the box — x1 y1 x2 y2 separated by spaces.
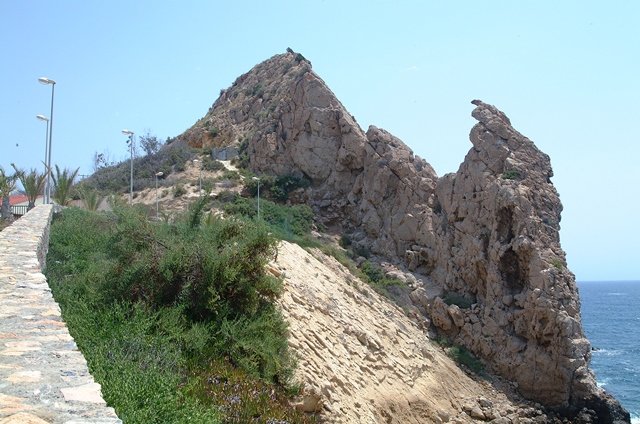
578 280 640 423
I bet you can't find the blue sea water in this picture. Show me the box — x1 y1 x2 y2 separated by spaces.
578 280 640 423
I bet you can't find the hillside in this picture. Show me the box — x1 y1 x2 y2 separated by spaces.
84 50 629 423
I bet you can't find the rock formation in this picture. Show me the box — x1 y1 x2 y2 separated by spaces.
177 51 629 423
272 241 552 423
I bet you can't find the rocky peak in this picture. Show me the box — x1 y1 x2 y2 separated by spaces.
176 52 629 422
428 100 617 417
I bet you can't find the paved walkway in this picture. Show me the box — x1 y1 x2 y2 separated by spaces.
0 205 121 424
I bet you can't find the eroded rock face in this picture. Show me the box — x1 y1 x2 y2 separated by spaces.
177 52 629 422
426 100 609 416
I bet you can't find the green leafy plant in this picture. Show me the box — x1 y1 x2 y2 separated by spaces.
448 345 484 374
173 183 187 197
501 169 519 180
550 257 564 272
0 166 21 224
202 156 225 172
268 174 311 202
83 143 193 194
360 260 406 298
11 164 46 210
45 206 314 423
223 197 314 240
219 170 241 181
77 186 106 211
443 292 475 309
339 234 352 248
50 165 80 206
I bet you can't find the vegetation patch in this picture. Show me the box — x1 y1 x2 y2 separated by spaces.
172 183 187 197
202 156 226 172
550 257 564 272
443 292 475 309
45 205 315 423
501 169 519 180
448 346 485 375
433 338 485 376
245 174 311 202
360 261 406 298
222 197 314 241
82 144 195 194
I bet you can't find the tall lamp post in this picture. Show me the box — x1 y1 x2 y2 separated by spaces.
193 159 202 197
38 77 56 204
155 171 163 221
122 130 134 206
252 176 261 220
36 115 50 203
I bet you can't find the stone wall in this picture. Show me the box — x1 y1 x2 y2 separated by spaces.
0 205 121 424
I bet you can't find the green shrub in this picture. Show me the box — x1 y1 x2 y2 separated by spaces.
270 174 311 201
501 169 519 180
45 206 311 423
202 156 225 172
443 292 475 309
339 234 352 248
234 139 251 169
448 346 484 374
173 184 187 197
82 144 193 194
550 257 564 272
220 170 241 181
223 197 314 239
216 189 239 204
353 245 371 259
244 83 265 98
245 174 310 202
360 260 406 298
361 261 385 284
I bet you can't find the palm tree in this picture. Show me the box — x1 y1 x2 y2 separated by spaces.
50 165 80 206
11 164 46 211
77 185 106 211
0 166 21 223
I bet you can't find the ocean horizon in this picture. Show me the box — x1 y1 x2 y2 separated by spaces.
578 280 639 423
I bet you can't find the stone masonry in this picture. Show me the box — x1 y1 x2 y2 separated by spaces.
0 205 121 424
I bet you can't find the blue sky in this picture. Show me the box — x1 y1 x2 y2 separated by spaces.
1 1 638 281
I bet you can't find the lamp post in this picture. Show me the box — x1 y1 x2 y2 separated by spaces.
36 115 50 203
155 172 163 221
252 176 261 220
38 77 56 204
193 159 202 197
122 130 134 206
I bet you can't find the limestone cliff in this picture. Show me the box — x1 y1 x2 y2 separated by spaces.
176 51 629 423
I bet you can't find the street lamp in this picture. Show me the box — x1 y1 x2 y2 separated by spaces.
38 77 56 204
122 130 134 206
252 176 261 220
193 159 202 197
155 171 163 221
36 115 50 203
